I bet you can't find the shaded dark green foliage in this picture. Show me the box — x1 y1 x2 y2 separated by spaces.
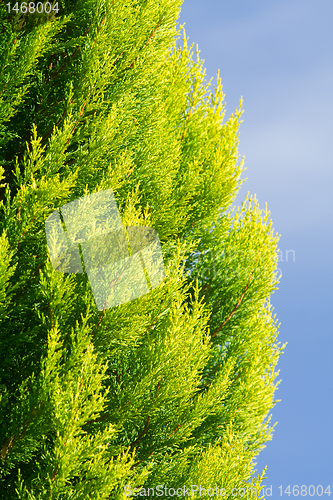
0 1 285 498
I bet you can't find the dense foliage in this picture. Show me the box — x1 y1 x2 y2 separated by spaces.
0 0 285 498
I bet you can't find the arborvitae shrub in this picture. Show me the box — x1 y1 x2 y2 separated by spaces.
0 1 285 498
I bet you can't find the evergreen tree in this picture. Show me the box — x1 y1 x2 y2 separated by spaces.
0 0 286 498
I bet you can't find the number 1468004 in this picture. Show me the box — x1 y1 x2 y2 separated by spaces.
6 2 59 14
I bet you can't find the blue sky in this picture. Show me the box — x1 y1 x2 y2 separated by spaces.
178 0 333 495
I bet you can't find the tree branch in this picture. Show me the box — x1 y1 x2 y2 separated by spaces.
131 381 160 448
41 106 68 143
50 12 98 81
211 256 259 338
180 109 192 141
1 401 45 460
132 449 155 468
131 416 151 447
13 209 42 258
168 423 181 438
13 263 44 300
201 283 210 301
126 21 161 70
93 271 125 332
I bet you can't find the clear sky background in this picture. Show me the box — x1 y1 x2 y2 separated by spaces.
178 0 332 496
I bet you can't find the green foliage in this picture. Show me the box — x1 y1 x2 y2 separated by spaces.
0 0 286 498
